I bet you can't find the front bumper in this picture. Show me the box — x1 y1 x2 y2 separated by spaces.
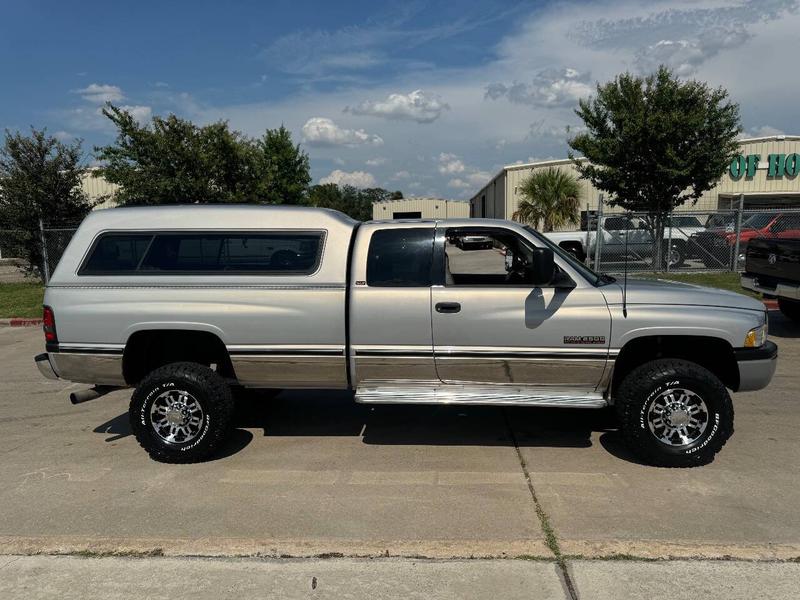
35 353 59 380
734 341 778 392
741 275 800 300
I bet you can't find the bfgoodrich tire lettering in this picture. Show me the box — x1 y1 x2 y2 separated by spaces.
615 359 734 467
130 362 234 463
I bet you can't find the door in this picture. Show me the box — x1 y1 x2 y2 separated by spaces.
432 225 612 390
349 225 437 387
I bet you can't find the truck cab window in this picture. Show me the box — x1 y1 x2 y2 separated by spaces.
366 228 434 287
444 229 538 286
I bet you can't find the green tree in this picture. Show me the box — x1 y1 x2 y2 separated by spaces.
307 184 399 221
95 105 310 205
254 126 310 205
0 128 93 277
568 66 740 260
512 167 581 232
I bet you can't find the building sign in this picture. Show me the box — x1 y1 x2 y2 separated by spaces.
730 153 800 179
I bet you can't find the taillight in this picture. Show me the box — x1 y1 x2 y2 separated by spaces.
43 306 57 343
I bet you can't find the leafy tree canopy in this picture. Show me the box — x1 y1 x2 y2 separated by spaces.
0 128 93 276
95 105 310 205
307 184 401 221
569 66 741 215
512 167 581 232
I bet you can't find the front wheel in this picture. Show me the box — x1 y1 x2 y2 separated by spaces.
615 359 733 467
130 362 235 463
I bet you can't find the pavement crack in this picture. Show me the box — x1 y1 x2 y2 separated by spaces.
503 409 579 600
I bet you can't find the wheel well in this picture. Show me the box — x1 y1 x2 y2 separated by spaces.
610 335 739 395
559 241 585 261
123 330 235 385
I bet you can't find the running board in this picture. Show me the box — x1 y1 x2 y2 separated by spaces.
355 383 607 408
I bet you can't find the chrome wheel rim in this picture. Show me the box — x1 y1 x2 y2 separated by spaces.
150 389 205 444
647 388 709 447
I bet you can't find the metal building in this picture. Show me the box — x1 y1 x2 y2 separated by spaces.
372 197 470 220
81 168 120 209
470 135 800 221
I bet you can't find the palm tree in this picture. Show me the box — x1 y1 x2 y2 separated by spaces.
512 167 581 232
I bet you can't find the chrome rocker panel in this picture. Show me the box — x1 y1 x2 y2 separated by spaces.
355 381 607 408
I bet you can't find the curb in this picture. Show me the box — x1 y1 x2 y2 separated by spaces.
0 318 42 327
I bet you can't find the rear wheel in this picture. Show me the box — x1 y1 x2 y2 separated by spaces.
662 241 685 268
778 297 800 321
615 359 733 467
130 362 234 463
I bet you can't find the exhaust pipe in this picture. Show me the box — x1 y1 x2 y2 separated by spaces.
70 385 117 405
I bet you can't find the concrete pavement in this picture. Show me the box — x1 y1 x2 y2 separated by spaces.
1 555 799 600
1 312 799 597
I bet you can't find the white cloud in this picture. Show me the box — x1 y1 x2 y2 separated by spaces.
301 117 383 147
634 30 743 77
437 152 466 174
332 157 346 166
53 130 74 141
162 0 800 200
366 157 386 166
73 83 124 103
447 178 472 189
391 170 411 180
486 68 592 108
120 105 152 123
319 169 377 188
742 125 786 138
345 90 449 123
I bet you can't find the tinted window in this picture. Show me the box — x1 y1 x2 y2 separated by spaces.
140 233 323 273
80 232 324 275
81 234 153 273
367 228 433 287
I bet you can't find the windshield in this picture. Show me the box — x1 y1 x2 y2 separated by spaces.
523 226 614 286
668 216 702 227
742 213 773 229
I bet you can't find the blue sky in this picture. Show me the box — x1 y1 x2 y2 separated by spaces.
3 0 799 198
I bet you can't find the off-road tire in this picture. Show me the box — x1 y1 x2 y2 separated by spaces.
778 297 800 321
615 359 733 467
130 362 234 463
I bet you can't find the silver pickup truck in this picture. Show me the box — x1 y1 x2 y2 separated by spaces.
35 206 777 467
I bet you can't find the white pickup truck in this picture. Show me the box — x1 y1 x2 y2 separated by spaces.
545 215 707 267
35 206 775 467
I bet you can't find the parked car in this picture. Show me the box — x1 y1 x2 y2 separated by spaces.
455 234 493 250
742 236 800 320
35 206 776 467
545 214 706 267
691 213 800 268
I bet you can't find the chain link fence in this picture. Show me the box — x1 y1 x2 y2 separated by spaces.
0 222 79 283
581 207 800 275
4 208 800 281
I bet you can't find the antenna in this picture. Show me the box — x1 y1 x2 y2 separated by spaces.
622 212 630 318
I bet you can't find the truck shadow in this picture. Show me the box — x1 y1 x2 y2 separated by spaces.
93 390 640 464
767 310 800 339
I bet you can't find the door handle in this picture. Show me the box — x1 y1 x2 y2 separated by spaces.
436 302 461 314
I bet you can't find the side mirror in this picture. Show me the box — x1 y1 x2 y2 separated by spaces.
527 247 555 286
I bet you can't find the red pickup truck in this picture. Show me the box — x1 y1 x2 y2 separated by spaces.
692 213 800 268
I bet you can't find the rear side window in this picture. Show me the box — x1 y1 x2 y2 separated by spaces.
80 231 324 275
81 234 152 273
366 228 433 287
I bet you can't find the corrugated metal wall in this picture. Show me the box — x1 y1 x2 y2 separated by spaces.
372 197 470 219
470 136 800 221
81 169 120 209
